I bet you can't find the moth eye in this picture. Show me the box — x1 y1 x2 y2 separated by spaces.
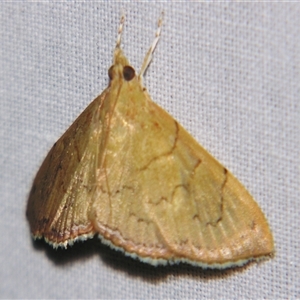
108 65 114 80
123 66 135 81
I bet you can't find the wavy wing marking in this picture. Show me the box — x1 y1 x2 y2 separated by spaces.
90 81 273 266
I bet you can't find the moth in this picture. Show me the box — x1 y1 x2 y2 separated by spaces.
27 14 274 269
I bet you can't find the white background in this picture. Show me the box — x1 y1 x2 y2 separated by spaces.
0 2 299 299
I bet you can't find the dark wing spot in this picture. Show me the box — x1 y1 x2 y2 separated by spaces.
123 66 135 81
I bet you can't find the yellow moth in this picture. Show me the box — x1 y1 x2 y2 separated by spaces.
26 14 274 269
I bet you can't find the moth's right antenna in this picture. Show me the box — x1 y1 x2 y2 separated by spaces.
139 12 164 79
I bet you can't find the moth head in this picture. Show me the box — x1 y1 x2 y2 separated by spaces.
108 47 136 82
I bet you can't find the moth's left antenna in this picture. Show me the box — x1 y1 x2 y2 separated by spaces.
116 12 125 49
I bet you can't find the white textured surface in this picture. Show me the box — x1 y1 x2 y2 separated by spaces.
0 2 299 299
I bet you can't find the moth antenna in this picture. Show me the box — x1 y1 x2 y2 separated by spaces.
116 12 125 50
139 12 164 79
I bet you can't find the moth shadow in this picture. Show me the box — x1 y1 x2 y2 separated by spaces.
98 243 250 282
32 237 100 264
32 237 250 282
